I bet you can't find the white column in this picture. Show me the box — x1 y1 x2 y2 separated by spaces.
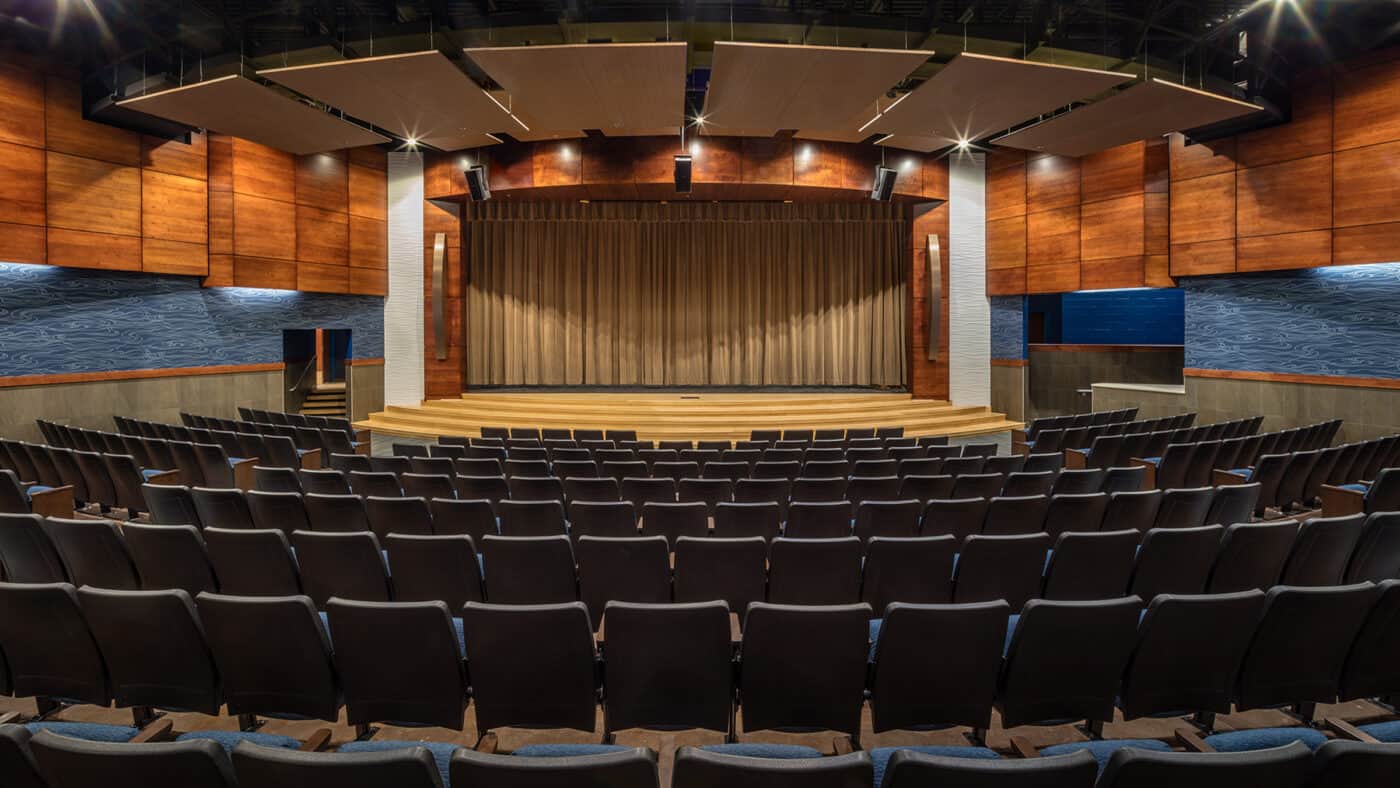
949 151 990 407
385 152 424 406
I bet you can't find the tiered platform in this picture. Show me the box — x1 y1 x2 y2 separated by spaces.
356 392 1021 442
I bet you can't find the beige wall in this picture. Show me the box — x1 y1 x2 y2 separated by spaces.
1091 384 1189 420
0 370 282 442
1187 376 1400 444
990 364 1028 424
1028 347 1184 418
348 364 385 422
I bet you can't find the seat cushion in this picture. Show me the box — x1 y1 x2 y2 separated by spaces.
25 721 140 743
1360 720 1400 743
1203 726 1328 752
24 485 54 500
868 619 882 661
1230 468 1254 479
700 743 824 759
512 744 629 757
1004 615 1019 656
140 469 166 480
339 739 462 787
176 729 301 754
870 745 999 787
1341 483 1370 493
1040 739 1172 773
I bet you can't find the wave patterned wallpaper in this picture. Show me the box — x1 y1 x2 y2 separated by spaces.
991 295 1026 360
1183 263 1400 379
0 263 384 377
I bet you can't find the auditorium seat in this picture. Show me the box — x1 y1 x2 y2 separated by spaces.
1000 470 1057 497
448 746 658 788
41 518 140 590
1117 590 1265 728
384 534 482 608
1042 530 1138 600
1152 486 1216 530
429 498 497 543
619 476 674 504
996 597 1141 730
297 469 350 496
1274 450 1321 513
1050 468 1105 495
304 493 371 533
651 461 699 481
852 499 922 543
736 603 870 745
713 501 782 540
1101 465 1147 493
121 524 218 595
201 528 301 596
552 459 598 480
462 601 600 737
1309 741 1400 788
0 513 67 583
140 483 201 527
1345 512 1400 582
1206 521 1300 593
1338 580 1400 704
246 490 312 534
953 534 1051 610
454 474 510 504
785 501 853 539
567 500 636 539
921 497 989 540
497 499 567 537
791 476 847 502
767 537 862 605
1096 742 1311 788
673 747 870 788
845 475 900 507
640 501 707 547
601 601 733 736
1024 452 1065 474
29 731 238 788
195 592 343 724
981 495 1051 536
235 743 446 788
898 474 955 503
897 457 942 478
454 457 502 476
677 477 734 513
942 456 986 477
102 454 156 516
479 535 577 604
1204 481 1260 526
325 598 468 732
400 473 456 501
1128 525 1223 599
1041 493 1108 538
576 536 671 627
365 496 434 538
289 531 390 607
861 537 956 610
1279 514 1367 586
672 536 767 614
735 478 792 512
1102 489 1162 533
253 466 301 494
882 749 1096 788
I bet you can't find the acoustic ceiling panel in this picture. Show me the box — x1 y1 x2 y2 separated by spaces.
259 51 518 151
465 43 687 134
703 42 932 136
117 75 389 154
993 78 1262 157
876 133 957 153
869 52 1134 143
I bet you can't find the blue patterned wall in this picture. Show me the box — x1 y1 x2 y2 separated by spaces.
0 263 384 377
990 295 1026 360
1060 288 1185 345
1183 263 1400 379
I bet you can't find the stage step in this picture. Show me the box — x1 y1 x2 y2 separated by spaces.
302 388 347 419
357 392 1021 441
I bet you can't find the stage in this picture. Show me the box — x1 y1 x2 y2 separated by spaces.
356 392 1021 442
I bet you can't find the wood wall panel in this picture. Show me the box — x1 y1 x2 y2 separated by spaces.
348 266 388 296
1236 230 1331 272
533 140 583 187
209 191 233 255
231 138 294 202
142 238 208 276
1168 134 1236 181
1333 222 1400 266
0 63 44 148
1332 140 1400 227
580 137 639 199
233 255 297 290
0 141 45 226
46 152 141 236
349 216 387 270
792 141 844 190
1026 263 1080 293
348 163 388 220
1080 256 1145 290
1236 77 1332 167
294 151 349 211
0 221 45 264
205 254 233 287
1081 194 1144 260
1235 154 1332 236
232 193 297 261
987 215 1027 270
840 146 881 193
1025 154 1080 209
986 161 1026 220
1144 254 1174 288
743 137 794 185
986 267 1027 296
207 135 232 192
297 262 349 294
1027 206 1079 264
141 132 207 181
348 146 387 172
142 169 207 244
1333 58 1400 151
1145 192 1169 254
1169 172 1235 244
1080 143 1144 204
43 76 139 165
47 228 140 271
295 204 349 265
1170 239 1235 276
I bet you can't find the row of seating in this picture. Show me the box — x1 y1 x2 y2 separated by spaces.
1020 407 1150 440
8 727 1400 788
43 420 354 467
385 441 995 470
1028 415 1262 458
13 507 1400 615
183 412 361 445
4 582 1400 778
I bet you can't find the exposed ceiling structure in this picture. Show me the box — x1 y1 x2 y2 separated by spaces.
10 1 1392 158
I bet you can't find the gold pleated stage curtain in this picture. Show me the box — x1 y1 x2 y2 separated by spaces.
463 201 908 387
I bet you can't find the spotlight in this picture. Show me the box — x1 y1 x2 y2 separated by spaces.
689 140 702 156
405 137 419 148
955 139 971 152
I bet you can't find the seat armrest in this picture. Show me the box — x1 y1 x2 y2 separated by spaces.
1324 718 1380 743
1007 737 1040 758
146 469 182 485
1063 449 1087 470
354 429 371 443
1212 469 1249 486
1175 728 1214 753
299 448 323 470
1320 484 1366 519
131 719 175 743
1129 458 1157 490
299 728 333 751
231 458 259 491
29 485 75 519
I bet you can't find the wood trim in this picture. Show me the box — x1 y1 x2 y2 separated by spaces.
1029 344 1185 353
991 358 1029 367
348 357 385 367
0 363 286 389
1184 367 1400 391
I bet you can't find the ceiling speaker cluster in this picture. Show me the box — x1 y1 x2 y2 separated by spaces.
674 154 693 194
465 165 491 201
871 166 897 202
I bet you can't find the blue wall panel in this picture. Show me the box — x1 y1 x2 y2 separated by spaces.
1183 263 1400 379
991 295 1026 360
0 262 384 377
1059 289 1184 345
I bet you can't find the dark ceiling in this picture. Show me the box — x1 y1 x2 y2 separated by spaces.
4 1 1396 111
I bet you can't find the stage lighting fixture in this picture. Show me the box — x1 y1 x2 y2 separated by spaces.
674 154 693 193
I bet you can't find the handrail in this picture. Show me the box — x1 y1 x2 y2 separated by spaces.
287 359 315 393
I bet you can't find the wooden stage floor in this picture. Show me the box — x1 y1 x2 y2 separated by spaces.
355 391 1022 442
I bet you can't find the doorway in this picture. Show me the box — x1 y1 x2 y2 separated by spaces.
283 329 352 418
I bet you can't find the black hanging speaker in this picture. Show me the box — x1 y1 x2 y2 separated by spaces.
871 166 897 201
674 154 693 193
465 165 491 201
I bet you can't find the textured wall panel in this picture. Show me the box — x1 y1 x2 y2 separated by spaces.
0 261 383 377
990 296 1026 360
1182 263 1400 378
949 152 989 406
385 152 425 406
